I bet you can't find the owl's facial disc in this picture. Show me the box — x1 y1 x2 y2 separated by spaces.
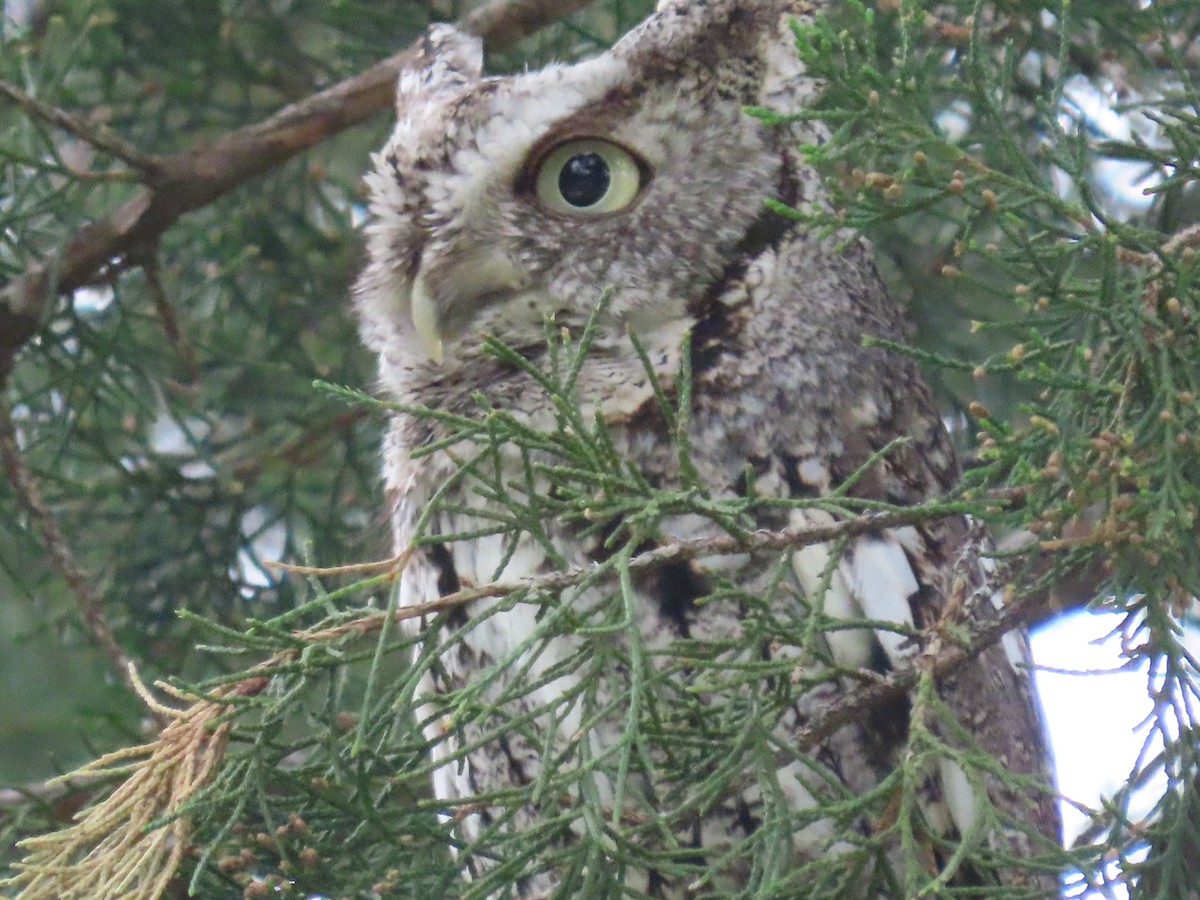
409 138 649 365
410 253 528 364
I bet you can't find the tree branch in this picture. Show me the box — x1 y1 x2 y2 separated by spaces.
792 588 1045 752
270 502 992 617
141 252 199 384
0 504 1072 885
256 505 1066 760
0 78 161 175
0 0 598 381
270 495 1108 634
0 397 141 699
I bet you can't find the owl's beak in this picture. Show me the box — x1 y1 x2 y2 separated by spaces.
410 277 445 365
409 255 527 366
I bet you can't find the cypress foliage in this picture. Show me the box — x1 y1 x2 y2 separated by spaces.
1 1 1196 896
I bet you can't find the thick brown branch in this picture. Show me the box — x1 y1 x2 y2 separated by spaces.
0 0 597 381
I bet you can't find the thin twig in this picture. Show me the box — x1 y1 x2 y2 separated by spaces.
268 549 412 577
280 504 1005 639
244 508 984 672
272 503 982 601
0 397 142 701
259 505 1055 752
141 253 198 384
0 0 598 381
266 501 1089 753
793 588 1044 752
0 77 162 176
269 495 1099 638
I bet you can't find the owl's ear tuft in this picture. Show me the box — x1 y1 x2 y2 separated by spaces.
397 24 483 114
618 0 810 104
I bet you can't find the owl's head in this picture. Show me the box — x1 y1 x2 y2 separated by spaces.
356 0 816 398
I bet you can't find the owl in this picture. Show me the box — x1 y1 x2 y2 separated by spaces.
354 1 1060 896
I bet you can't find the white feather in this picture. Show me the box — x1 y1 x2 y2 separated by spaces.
938 758 979 837
841 536 919 665
789 512 921 669
789 510 874 668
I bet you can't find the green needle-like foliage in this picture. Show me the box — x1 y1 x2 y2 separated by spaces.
2 0 1199 897
4 316 1067 897
762 2 1200 896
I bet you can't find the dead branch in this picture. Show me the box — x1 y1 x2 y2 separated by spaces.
4 666 233 900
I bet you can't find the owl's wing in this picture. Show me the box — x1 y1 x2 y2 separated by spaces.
674 209 1061 881
790 510 1057 851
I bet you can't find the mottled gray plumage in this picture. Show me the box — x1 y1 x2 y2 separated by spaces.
355 1 1060 895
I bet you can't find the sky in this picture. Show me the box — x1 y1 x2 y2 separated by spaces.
1033 612 1152 843
1030 606 1200 899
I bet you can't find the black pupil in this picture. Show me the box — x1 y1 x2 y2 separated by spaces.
558 153 610 207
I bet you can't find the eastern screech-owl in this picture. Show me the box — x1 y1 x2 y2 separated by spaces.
355 1 1060 895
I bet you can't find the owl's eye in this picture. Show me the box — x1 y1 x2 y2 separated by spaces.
534 139 643 215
